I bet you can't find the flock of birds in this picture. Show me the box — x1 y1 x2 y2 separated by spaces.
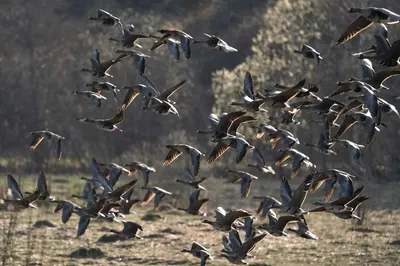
3 6 400 265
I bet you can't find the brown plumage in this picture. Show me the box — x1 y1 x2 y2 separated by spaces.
30 131 65 160
76 109 125 132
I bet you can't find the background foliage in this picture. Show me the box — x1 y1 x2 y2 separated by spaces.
0 0 399 181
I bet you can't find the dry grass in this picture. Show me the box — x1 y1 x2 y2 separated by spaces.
0 174 400 266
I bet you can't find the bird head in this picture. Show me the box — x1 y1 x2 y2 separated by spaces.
76 117 88 122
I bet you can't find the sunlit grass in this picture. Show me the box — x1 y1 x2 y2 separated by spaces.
0 174 399 265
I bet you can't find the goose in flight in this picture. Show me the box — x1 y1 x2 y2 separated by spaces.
336 7 400 45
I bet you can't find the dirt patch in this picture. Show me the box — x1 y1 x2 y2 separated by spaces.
141 213 162 221
33 220 57 228
69 248 105 259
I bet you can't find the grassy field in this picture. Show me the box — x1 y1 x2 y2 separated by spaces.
0 173 399 266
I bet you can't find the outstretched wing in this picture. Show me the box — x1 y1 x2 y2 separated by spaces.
30 135 45 150
336 15 373 45
7 174 23 200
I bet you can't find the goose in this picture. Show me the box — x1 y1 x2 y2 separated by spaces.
202 206 251 232
143 75 185 102
109 24 148 48
110 221 143 239
275 148 315 178
198 111 249 137
332 195 369 219
175 167 207 190
331 69 400 96
360 39 400 67
148 34 181 60
115 49 151 75
74 189 108 237
140 74 185 110
253 123 299 149
91 162 133 194
81 49 126 78
98 201 125 222
210 110 247 139
278 107 301 125
346 82 381 125
178 189 209 216
227 170 259 200
76 109 124 132
337 139 365 160
376 97 399 118
304 114 337 155
351 25 400 67
350 24 390 59
221 228 246 254
194 33 237 52
241 72 255 101
80 176 110 195
270 82 320 99
243 216 261 241
343 95 397 123
149 97 180 116
247 147 276 174
336 7 400 45
334 99 364 119
258 213 301 236
253 197 282 220
294 44 323 65
196 113 220 135
225 115 257 138
85 157 114 195
305 186 368 219
29 131 65 160
157 29 194 41
85 81 119 103
210 112 256 140
102 179 138 202
287 221 318 240
4 174 41 210
182 242 213 266
220 232 267 264
24 171 54 201
52 200 82 224
140 186 172 211
71 182 92 200
163 144 205 177
153 29 193 59
230 72 268 113
119 84 156 111
73 90 107 108
278 174 313 217
207 136 255 164
97 162 132 187
298 98 345 115
119 187 141 215
331 110 379 144
124 161 156 188
310 169 355 201
257 79 306 108
88 9 123 28
221 228 256 258
358 58 376 81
